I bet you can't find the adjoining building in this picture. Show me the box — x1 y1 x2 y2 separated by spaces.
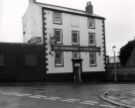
0 43 45 82
23 0 106 82
108 56 120 68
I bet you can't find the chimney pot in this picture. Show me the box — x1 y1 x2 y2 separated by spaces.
85 1 93 14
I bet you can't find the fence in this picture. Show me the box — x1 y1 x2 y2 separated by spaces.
108 66 135 82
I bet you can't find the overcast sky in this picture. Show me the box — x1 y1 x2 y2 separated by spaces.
0 0 135 56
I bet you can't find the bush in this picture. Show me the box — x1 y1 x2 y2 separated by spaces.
119 40 135 66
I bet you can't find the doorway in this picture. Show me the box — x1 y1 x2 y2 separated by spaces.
72 59 82 82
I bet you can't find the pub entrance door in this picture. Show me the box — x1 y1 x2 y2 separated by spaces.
72 59 83 82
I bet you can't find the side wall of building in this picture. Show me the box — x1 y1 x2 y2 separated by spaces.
23 2 43 43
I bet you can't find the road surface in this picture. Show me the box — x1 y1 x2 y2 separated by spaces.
0 83 133 108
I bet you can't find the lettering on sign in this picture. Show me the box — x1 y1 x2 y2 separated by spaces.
51 45 101 52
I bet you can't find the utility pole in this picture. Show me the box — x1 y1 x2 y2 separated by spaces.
112 46 117 82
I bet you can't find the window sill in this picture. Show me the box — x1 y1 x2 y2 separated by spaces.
53 22 62 25
89 45 96 47
90 64 97 67
55 64 64 67
72 44 80 46
88 27 95 29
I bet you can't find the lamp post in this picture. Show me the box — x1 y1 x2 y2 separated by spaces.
112 46 117 82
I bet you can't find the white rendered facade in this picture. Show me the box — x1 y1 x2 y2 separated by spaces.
23 0 106 81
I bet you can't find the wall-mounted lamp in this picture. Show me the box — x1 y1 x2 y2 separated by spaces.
49 35 56 56
50 37 56 45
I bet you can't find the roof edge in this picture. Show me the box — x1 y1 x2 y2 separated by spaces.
35 2 105 20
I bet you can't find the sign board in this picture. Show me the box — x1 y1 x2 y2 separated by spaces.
74 63 80 67
50 37 56 45
52 45 100 52
28 37 42 44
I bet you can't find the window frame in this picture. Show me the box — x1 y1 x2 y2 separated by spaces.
53 11 62 25
54 29 63 44
89 32 96 46
72 31 80 45
55 52 64 67
25 55 37 66
88 17 95 29
89 52 97 67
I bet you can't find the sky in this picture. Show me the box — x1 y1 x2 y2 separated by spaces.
0 0 135 56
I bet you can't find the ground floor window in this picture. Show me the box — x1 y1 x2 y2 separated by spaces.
0 55 4 66
89 52 97 66
25 55 37 66
55 52 64 67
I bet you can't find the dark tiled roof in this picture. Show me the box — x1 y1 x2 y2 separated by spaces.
35 2 105 19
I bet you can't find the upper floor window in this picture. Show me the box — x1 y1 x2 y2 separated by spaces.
55 52 64 67
72 31 79 45
53 12 62 24
88 18 95 29
54 29 63 44
89 32 96 46
89 52 97 66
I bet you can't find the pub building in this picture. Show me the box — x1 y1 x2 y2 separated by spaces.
23 0 106 82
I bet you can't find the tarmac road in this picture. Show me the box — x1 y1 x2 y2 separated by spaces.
0 83 133 108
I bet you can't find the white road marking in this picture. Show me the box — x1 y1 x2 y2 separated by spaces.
2 91 32 97
28 95 42 98
99 104 116 108
61 99 75 103
44 97 57 100
9 92 22 96
34 95 47 98
12 93 31 97
83 100 98 104
2 92 12 95
19 93 31 96
80 102 95 105
64 98 80 101
13 94 27 97
49 97 62 99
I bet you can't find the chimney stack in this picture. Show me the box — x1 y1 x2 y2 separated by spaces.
85 1 93 14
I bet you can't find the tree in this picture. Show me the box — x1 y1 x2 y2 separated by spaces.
119 40 135 66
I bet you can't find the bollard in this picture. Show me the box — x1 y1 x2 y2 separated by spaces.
104 92 108 97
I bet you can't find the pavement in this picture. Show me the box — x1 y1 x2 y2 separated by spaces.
99 89 135 108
